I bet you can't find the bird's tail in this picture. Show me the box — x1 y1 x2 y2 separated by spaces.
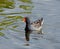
40 17 44 25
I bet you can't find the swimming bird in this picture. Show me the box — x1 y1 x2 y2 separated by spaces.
23 17 44 41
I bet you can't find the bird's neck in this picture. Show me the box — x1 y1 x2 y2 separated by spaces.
25 20 30 31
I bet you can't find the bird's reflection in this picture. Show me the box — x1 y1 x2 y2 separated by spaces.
25 30 32 41
32 29 44 40
37 28 44 34
24 30 31 46
24 28 44 46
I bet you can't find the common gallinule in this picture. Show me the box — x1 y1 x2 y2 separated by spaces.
23 17 44 41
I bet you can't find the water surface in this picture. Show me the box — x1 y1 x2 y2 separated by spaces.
0 0 60 49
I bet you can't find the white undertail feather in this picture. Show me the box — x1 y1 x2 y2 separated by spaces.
41 19 44 25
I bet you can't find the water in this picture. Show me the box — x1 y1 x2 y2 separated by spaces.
0 0 60 49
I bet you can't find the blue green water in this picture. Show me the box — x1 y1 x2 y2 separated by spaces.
0 0 60 49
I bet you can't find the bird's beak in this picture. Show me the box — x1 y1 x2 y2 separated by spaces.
22 18 26 22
